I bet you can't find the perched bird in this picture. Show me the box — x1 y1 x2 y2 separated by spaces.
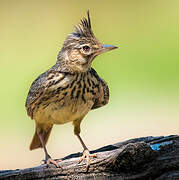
25 11 118 168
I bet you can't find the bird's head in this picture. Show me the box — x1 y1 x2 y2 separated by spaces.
57 11 118 73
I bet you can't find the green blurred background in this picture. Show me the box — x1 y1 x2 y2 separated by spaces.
0 0 179 169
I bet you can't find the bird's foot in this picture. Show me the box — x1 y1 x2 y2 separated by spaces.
46 158 60 167
44 155 61 168
78 149 97 168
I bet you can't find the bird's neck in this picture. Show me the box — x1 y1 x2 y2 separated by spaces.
51 51 74 74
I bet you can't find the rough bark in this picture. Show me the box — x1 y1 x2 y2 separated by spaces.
0 135 179 180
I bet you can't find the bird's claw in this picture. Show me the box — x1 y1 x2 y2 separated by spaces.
44 158 61 168
78 149 97 168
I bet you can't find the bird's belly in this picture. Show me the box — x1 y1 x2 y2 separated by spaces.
34 99 93 125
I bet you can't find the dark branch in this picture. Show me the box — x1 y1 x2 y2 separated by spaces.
1 135 179 179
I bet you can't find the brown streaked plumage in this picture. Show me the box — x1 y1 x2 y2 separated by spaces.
25 11 118 168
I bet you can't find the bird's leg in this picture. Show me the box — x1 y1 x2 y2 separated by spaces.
76 134 97 167
38 132 60 168
73 119 97 168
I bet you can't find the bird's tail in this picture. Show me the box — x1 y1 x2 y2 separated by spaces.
30 124 53 150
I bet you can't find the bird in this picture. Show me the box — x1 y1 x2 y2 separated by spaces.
25 11 118 168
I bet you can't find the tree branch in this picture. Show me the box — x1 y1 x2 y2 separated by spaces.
1 135 179 179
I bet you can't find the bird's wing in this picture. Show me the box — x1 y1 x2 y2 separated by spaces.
25 70 66 119
25 71 49 118
90 68 109 110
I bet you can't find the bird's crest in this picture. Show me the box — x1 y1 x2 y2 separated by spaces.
73 11 94 38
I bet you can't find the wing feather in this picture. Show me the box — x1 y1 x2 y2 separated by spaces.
90 68 109 110
25 71 49 118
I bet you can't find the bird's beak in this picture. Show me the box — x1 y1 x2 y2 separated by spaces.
91 44 118 62
99 44 118 54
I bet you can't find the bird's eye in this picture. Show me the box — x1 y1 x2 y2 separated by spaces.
83 45 90 52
